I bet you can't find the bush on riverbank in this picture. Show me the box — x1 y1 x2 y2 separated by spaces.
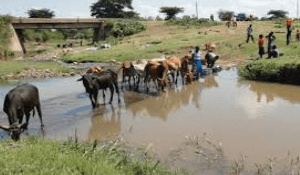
0 15 13 59
238 57 300 85
0 138 179 175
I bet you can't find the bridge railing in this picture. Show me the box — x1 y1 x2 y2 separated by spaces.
11 18 105 24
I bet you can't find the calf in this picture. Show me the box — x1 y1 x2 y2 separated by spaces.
118 61 139 90
78 69 121 108
232 21 238 27
0 84 43 140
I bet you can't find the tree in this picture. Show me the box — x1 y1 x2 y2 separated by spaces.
123 11 140 19
267 10 288 19
155 15 163 21
217 10 234 21
90 0 134 18
27 8 55 18
159 7 184 20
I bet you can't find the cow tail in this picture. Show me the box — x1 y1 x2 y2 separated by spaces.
32 108 36 117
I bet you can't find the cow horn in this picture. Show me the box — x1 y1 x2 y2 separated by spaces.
0 125 11 132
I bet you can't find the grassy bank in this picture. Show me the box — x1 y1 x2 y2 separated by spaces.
238 22 300 85
61 21 224 62
0 61 71 79
0 138 179 175
238 57 300 84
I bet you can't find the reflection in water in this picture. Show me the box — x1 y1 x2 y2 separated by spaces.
238 80 300 104
88 105 121 141
125 74 219 121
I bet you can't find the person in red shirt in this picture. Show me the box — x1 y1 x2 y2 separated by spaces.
258 34 266 58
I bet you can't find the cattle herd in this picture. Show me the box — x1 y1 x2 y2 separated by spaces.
0 51 220 140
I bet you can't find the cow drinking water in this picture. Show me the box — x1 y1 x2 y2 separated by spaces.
0 84 44 140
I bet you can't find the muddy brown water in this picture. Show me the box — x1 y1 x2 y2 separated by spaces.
0 68 300 173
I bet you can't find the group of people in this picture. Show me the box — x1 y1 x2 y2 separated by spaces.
190 46 220 78
247 24 278 59
246 18 300 59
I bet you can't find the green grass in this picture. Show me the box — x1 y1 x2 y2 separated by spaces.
0 61 71 78
0 15 13 58
61 22 224 62
0 138 180 175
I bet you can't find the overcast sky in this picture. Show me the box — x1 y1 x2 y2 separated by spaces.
0 0 298 19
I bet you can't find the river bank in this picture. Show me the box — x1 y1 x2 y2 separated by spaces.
0 137 179 174
239 57 300 85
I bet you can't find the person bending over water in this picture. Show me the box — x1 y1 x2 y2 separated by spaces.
266 31 276 58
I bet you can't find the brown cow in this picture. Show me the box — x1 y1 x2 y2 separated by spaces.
144 61 169 93
204 42 216 51
165 56 182 85
181 55 193 84
225 21 231 28
86 66 103 74
232 21 238 27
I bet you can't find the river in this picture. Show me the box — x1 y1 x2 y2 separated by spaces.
0 68 299 173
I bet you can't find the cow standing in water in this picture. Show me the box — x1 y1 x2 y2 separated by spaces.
119 61 139 90
144 61 169 93
78 69 121 108
0 84 44 140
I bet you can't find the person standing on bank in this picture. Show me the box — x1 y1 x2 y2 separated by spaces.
266 31 276 58
286 18 293 45
258 34 266 59
246 24 254 43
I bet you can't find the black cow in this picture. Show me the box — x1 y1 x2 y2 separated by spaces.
78 69 121 108
0 84 44 140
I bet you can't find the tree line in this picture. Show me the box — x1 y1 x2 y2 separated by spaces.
218 9 290 21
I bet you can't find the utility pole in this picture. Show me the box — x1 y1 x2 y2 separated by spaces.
196 1 199 19
297 0 299 19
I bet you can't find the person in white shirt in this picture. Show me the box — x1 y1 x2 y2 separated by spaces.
191 46 203 78
246 24 254 43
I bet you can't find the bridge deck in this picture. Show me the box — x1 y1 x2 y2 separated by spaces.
11 18 105 29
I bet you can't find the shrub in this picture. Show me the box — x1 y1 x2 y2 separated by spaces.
111 20 147 38
0 15 13 58
238 57 300 85
166 17 221 28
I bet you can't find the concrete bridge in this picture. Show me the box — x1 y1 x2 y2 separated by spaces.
10 18 105 56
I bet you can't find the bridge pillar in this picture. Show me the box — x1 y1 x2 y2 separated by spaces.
93 23 105 43
9 24 24 57
15 29 26 54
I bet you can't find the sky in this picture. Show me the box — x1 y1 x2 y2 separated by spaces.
0 0 298 19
